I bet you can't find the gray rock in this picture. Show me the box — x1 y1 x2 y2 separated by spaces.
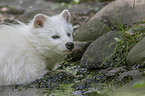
127 37 145 65
118 70 142 81
71 41 91 61
105 66 127 77
111 77 145 96
0 0 107 22
19 9 58 22
80 31 122 70
99 66 127 78
90 0 145 25
74 19 110 42
0 0 59 12
74 0 145 42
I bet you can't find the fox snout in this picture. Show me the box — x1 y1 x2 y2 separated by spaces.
65 42 74 50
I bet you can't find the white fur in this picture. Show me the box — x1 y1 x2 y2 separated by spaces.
0 10 73 85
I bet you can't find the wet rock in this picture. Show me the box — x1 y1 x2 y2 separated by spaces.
127 37 145 65
118 70 142 82
80 31 122 70
71 41 91 61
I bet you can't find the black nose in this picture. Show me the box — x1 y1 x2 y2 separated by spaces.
65 42 74 50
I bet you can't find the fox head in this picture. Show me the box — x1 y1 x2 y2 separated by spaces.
29 10 74 58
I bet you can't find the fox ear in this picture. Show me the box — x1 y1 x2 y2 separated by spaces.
33 14 47 28
61 10 71 23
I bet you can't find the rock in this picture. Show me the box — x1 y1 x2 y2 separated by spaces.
127 37 145 65
19 1 106 22
68 1 109 15
0 0 108 21
118 70 142 82
74 0 145 42
80 31 122 70
71 41 91 61
90 0 145 25
111 77 145 96
0 7 24 14
0 0 59 12
105 66 127 77
19 9 58 22
74 18 110 42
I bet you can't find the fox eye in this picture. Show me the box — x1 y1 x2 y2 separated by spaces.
52 35 60 39
67 33 71 37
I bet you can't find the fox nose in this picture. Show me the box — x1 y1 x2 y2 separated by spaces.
65 42 74 50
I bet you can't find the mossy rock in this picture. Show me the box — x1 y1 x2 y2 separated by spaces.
90 0 145 25
127 37 145 65
80 31 122 70
74 19 110 42
75 0 145 42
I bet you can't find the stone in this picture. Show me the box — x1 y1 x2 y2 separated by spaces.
19 9 58 22
71 41 91 61
0 0 59 11
80 31 122 70
74 0 145 42
73 18 110 42
105 66 127 77
118 70 142 81
127 37 145 65
90 0 145 25
111 77 145 96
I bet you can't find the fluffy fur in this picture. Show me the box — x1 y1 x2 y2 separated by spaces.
0 10 74 85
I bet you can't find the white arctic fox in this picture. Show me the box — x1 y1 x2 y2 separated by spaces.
0 10 74 85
